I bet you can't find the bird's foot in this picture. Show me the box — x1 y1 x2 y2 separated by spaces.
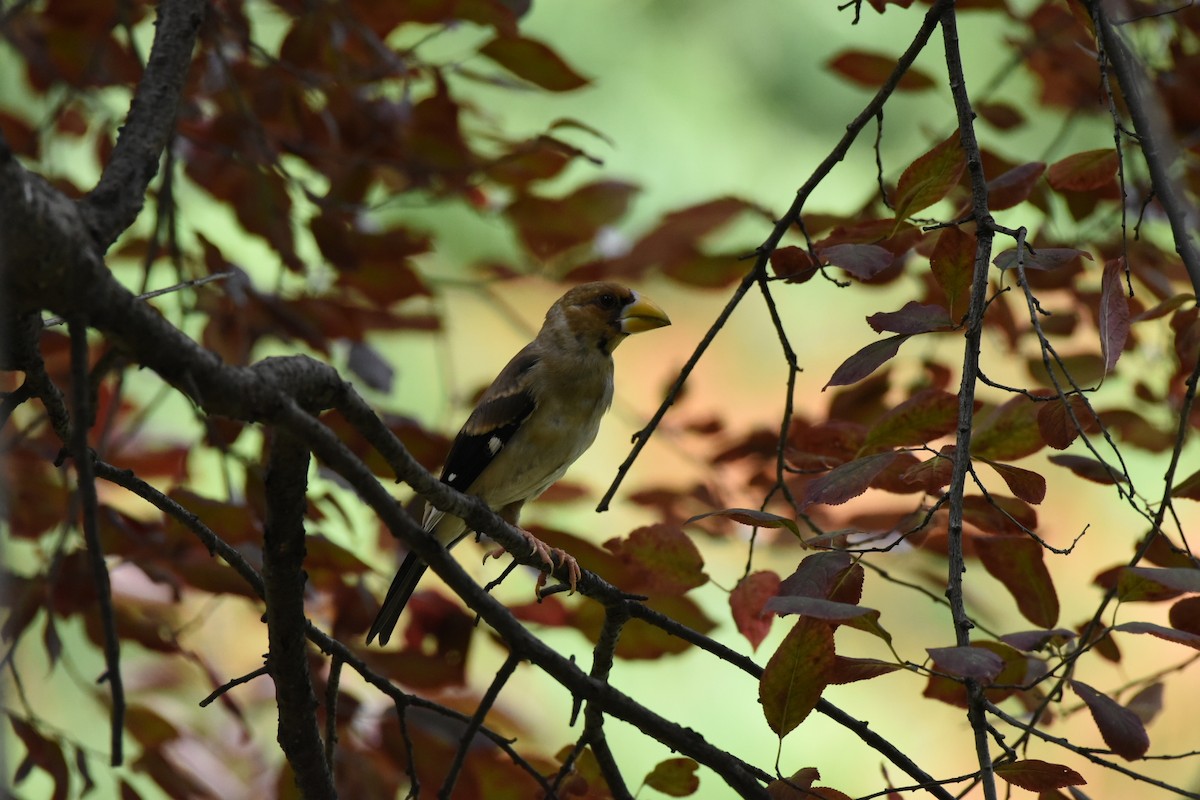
486 530 580 597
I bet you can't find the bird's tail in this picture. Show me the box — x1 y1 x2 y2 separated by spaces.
366 552 427 646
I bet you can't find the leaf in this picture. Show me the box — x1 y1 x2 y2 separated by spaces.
1100 258 1130 374
777 552 858 602
976 535 1060 627
993 247 1093 272
1169 596 1200 635
819 242 894 279
893 131 966 220
1071 680 1150 761
730 571 781 651
824 334 912 389
1112 621 1200 651
606 524 707 595
478 34 590 91
759 617 835 737
962 494 1039 536
1118 566 1200 601
1170 466 1200 500
994 760 1086 791
685 508 800 538
971 396 1045 461
928 645 1007 682
866 301 953 335
9 717 69 800
827 50 936 91
860 388 960 453
1000 628 1076 652
770 246 819 283
930 226 975 320
924 641 1027 707
1127 683 1164 725
644 758 700 797
1048 454 1126 484
828 656 902 685
978 458 1047 505
986 162 1046 210
1047 149 1118 192
764 596 891 644
803 452 898 508
1037 395 1097 450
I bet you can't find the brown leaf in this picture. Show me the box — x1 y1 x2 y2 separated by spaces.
1047 149 1118 192
993 247 1093 272
1100 258 1130 374
759 618 835 736
819 242 895 279
1048 454 1126 484
1113 621 1200 651
1169 596 1200 635
1071 680 1150 761
731 572 781 651
994 760 1086 791
976 535 1060 627
866 301 953 335
986 162 1046 211
828 656 902 685
778 552 857 601
827 50 935 91
686 508 800 538
803 452 898 508
930 226 975 320
927 645 1005 682
979 458 1047 505
478 34 590 91
824 335 911 389
1036 395 1097 450
644 758 700 797
893 131 966 220
971 396 1045 461
860 389 959 453
771 245 818 283
606 524 707 595
1126 683 1164 725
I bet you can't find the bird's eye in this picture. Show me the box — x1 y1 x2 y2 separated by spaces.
597 293 618 310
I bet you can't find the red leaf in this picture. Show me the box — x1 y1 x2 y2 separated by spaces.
926 645 1005 682
930 226 976 320
867 301 953 335
979 458 1047 505
1170 466 1200 500
606 524 707 595
506 180 639 259
976 535 1060 627
893 131 966 220
993 247 1093 272
803 452 898 508
860 389 960 453
962 494 1039 536
1100 258 1130 374
976 101 1026 130
731 571 781 651
986 162 1046 211
828 50 936 92
824 334 911 389
1036 395 1097 450
764 596 891 643
1047 149 1118 192
1071 680 1150 760
1000 628 1077 652
1048 454 1126 484
759 618 835 736
478 34 590 91
9 717 69 800
1112 621 1200 651
644 758 700 797
971 396 1045 461
819 242 895 279
994 760 1086 791
770 246 818 283
777 552 857 602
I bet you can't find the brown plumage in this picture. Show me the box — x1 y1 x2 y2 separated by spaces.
367 282 671 645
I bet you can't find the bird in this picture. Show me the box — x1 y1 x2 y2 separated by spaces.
367 282 671 645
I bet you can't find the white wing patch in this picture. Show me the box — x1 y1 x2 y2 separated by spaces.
447 472 457 483
488 436 503 455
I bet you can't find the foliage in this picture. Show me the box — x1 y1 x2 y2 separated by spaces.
4 0 1200 798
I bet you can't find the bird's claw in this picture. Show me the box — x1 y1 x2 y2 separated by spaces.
487 530 580 597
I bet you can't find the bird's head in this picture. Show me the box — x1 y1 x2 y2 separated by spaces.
546 281 671 354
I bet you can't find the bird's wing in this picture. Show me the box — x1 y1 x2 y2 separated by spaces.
440 345 539 494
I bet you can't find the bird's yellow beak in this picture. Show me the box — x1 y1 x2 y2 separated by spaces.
619 293 671 334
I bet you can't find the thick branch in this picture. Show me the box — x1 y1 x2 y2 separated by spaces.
1092 0 1200 293
262 431 335 800
81 0 207 250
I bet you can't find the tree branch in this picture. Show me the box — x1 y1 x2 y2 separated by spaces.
80 0 207 250
261 430 335 800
